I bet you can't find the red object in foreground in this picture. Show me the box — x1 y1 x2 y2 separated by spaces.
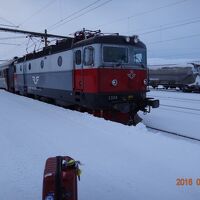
42 156 80 200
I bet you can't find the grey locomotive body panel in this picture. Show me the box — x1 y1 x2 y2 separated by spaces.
15 50 73 96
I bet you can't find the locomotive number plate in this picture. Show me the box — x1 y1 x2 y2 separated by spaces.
108 96 118 101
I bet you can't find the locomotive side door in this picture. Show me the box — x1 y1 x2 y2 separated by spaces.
73 48 84 92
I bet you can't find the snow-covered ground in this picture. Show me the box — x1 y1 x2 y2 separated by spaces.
0 90 200 200
140 90 200 140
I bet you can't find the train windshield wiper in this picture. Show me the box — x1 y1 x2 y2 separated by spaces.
134 57 145 68
115 56 127 67
139 62 145 68
115 60 123 67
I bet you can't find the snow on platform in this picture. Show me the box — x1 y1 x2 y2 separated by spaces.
0 90 200 200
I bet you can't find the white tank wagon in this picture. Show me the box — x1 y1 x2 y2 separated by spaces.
149 63 200 92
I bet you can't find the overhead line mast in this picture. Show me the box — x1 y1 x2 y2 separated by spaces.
0 27 71 47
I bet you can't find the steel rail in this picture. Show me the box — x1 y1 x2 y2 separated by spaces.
147 126 200 142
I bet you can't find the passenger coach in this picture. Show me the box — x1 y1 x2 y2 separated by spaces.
0 60 15 92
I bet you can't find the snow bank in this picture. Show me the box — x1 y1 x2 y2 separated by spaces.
0 90 200 200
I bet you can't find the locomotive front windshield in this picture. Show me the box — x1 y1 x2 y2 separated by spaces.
103 46 128 63
103 45 146 68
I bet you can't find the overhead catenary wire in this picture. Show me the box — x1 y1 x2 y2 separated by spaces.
25 37 43 53
24 36 57 53
0 36 26 40
0 0 66 57
0 23 18 28
0 59 9 61
0 42 20 46
139 18 200 35
26 37 31 53
0 27 69 39
133 16 200 34
0 39 33 59
146 33 200 45
49 0 113 31
25 36 42 53
0 0 197 61
94 0 189 29
48 0 102 30
17 0 57 27
0 16 17 27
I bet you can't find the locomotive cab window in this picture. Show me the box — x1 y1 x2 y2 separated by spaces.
84 46 94 66
103 46 128 64
132 49 146 68
28 63 31 70
75 50 81 65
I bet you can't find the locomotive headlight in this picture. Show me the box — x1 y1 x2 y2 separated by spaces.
125 36 130 43
45 195 54 200
45 193 54 200
112 79 118 86
143 79 148 85
133 35 139 43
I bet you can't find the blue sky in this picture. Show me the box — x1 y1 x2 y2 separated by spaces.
0 0 199 63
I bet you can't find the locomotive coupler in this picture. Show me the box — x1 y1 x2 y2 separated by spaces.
143 106 150 114
145 98 159 108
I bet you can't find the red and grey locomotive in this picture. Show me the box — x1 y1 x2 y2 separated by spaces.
0 29 159 124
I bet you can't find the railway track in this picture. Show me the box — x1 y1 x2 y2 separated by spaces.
142 90 200 142
150 88 200 94
147 126 200 142
151 95 200 103
149 92 200 113
150 88 181 93
146 104 200 140
154 103 200 117
161 104 200 112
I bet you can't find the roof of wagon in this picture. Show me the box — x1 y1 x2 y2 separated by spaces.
16 34 146 63
0 59 15 69
72 35 146 49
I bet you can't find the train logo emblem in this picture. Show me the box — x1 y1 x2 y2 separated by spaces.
128 71 136 79
32 76 39 85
